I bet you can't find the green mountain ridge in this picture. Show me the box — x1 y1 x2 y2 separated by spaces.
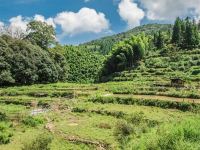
81 24 172 54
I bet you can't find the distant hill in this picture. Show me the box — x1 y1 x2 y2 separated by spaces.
81 24 173 55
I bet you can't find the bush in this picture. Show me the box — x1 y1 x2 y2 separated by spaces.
0 112 7 121
0 133 11 144
0 122 12 144
127 112 144 125
114 121 133 141
90 96 200 112
22 133 53 150
72 107 87 113
22 116 44 127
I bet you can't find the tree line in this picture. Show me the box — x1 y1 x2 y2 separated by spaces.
153 17 200 50
100 17 200 80
0 17 199 85
0 20 104 86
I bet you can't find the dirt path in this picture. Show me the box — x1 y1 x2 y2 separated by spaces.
112 94 200 104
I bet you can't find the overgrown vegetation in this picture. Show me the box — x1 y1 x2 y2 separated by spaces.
22 133 53 150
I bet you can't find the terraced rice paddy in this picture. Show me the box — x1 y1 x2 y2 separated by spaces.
0 80 199 149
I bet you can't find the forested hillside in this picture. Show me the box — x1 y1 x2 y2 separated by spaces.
0 18 199 85
82 24 172 54
50 45 104 83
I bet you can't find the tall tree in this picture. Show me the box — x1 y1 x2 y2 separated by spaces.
26 21 56 50
172 17 182 45
156 31 165 49
183 17 197 49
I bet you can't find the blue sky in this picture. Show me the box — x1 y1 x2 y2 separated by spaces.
0 0 199 45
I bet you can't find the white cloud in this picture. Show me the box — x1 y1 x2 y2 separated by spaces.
54 7 110 36
8 15 28 38
0 21 4 29
0 21 5 35
9 15 28 32
140 0 200 21
34 14 56 28
118 0 145 28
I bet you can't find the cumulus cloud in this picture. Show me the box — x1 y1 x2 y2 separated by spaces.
0 21 4 29
9 15 28 32
54 7 110 36
34 14 56 28
8 15 29 38
140 0 200 21
0 21 5 34
118 0 145 28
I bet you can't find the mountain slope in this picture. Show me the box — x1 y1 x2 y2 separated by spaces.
81 24 172 55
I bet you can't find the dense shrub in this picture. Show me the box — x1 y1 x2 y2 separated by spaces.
22 116 44 127
22 133 52 150
127 112 145 126
0 122 12 144
0 112 7 121
114 121 133 142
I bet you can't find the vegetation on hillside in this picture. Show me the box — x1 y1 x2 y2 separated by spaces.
51 45 104 83
100 34 149 79
82 24 172 54
100 17 200 82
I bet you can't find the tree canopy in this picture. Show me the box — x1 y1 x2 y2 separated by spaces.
26 21 56 50
100 34 149 78
0 35 67 86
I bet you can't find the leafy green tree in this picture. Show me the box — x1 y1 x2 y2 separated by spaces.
101 34 149 78
0 35 66 85
49 45 69 82
26 21 56 50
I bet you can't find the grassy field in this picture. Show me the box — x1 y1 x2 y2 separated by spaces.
0 81 199 150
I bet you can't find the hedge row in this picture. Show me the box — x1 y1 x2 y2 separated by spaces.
89 96 200 112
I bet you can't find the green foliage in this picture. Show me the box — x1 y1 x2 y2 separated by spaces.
133 118 200 150
82 24 172 55
22 116 44 127
114 121 133 142
0 35 67 86
63 45 104 83
26 21 56 50
49 45 69 82
172 17 182 45
154 30 165 49
172 17 200 49
22 133 53 150
101 34 149 78
90 96 200 112
0 112 7 121
0 122 12 144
